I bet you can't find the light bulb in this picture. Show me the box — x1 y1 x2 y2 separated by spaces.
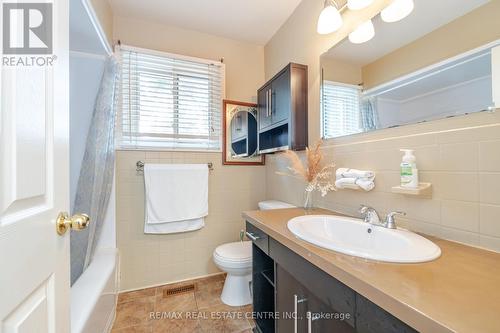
347 0 374 10
381 0 415 23
349 19 375 44
317 1 343 35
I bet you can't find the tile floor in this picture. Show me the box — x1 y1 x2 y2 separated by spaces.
112 273 255 333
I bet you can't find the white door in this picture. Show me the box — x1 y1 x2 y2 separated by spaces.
0 1 75 332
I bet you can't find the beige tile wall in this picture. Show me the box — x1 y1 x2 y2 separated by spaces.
116 150 266 291
266 113 500 253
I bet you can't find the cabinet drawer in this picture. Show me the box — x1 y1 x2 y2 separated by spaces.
269 238 356 328
245 222 269 254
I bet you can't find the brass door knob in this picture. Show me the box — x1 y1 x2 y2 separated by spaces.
56 212 90 235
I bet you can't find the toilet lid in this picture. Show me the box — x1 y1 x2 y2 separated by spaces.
214 241 252 262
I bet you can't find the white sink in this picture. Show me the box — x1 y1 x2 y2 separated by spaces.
287 215 441 263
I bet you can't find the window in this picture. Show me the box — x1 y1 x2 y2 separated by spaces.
117 46 225 150
321 81 362 139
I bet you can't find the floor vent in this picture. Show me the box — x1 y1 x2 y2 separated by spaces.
163 284 196 297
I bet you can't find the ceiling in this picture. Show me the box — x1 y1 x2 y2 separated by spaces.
324 0 490 66
107 0 303 45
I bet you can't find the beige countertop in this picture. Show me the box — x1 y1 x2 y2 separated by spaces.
243 208 500 333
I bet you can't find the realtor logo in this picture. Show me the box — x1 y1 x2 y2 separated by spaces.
3 3 53 54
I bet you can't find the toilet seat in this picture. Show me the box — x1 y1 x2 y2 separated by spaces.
214 241 252 264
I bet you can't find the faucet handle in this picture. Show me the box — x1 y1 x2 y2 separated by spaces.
387 211 406 218
359 204 370 214
385 211 406 229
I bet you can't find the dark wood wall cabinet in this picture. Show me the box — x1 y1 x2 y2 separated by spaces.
246 222 418 333
257 63 308 154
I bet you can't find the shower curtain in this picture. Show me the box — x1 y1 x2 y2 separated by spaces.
360 96 380 131
71 57 119 285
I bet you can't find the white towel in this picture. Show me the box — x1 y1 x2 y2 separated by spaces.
144 164 208 234
335 178 375 191
336 168 375 179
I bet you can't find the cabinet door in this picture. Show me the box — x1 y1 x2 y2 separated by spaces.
276 265 307 333
355 294 417 333
271 69 291 125
270 238 356 329
306 294 356 333
258 84 272 130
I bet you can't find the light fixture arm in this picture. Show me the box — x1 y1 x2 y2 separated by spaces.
326 0 338 8
324 0 348 12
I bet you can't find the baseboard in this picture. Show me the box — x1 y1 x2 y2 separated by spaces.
118 271 225 294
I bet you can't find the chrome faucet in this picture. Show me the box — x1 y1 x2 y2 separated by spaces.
359 205 381 224
359 205 406 229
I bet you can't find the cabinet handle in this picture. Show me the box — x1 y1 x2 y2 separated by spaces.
245 231 260 242
269 89 273 117
294 294 307 333
266 89 270 117
266 89 269 118
307 311 320 333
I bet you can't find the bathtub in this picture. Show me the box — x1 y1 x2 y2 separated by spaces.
71 248 119 333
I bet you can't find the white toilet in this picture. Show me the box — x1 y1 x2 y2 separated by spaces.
213 200 295 306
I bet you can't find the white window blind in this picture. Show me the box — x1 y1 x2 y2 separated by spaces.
117 46 225 150
321 81 362 139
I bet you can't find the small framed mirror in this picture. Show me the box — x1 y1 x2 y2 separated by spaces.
223 100 265 165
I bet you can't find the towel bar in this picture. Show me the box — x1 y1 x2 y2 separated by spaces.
136 160 214 172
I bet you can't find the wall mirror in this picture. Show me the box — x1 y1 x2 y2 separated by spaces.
320 0 498 139
223 100 265 165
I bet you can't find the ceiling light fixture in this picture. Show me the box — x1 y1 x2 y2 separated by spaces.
348 19 375 44
381 0 415 23
347 0 374 11
317 0 343 35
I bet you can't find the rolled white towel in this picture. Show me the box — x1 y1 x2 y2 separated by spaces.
335 177 375 192
336 168 375 180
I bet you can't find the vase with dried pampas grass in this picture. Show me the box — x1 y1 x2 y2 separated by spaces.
277 140 336 209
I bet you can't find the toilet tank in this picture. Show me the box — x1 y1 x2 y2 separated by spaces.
258 200 296 210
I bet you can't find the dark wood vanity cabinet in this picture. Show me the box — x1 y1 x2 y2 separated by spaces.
272 238 356 333
246 222 418 333
257 63 308 154
276 265 354 333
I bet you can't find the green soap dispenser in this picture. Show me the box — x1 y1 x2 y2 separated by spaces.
400 149 419 188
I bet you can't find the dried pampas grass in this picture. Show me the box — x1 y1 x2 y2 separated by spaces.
277 140 337 197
